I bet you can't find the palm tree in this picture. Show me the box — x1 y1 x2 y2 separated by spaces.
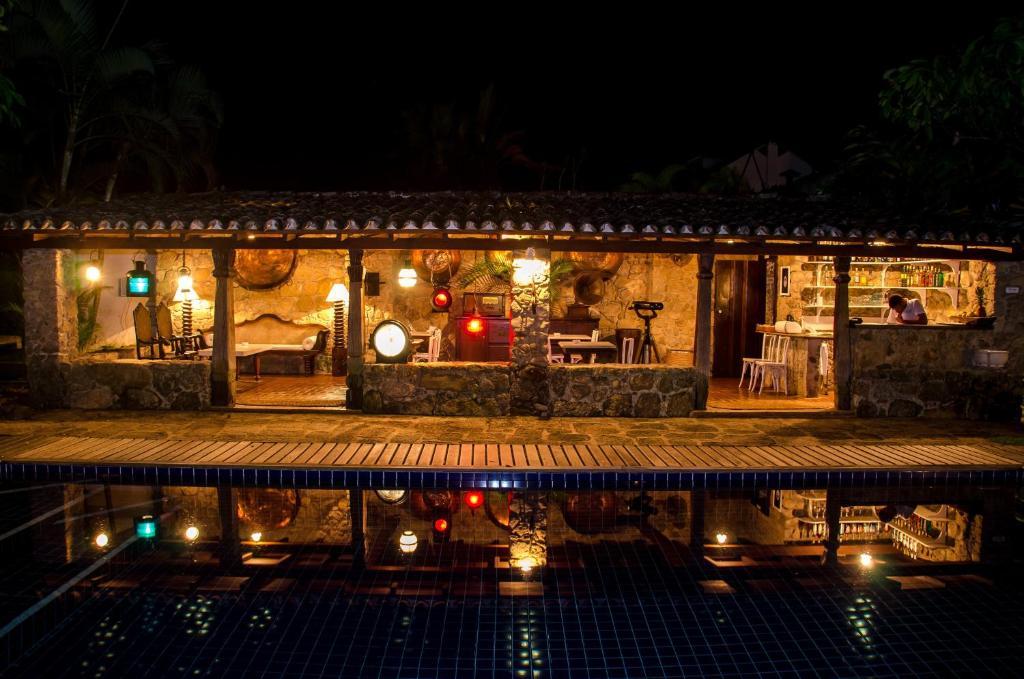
6 0 221 204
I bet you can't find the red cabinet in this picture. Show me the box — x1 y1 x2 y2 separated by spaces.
456 317 512 362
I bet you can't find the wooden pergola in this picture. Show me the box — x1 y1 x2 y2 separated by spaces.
4 190 1021 411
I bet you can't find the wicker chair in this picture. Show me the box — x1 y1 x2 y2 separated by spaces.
133 303 164 359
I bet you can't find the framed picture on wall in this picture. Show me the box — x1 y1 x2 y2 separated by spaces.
779 266 791 296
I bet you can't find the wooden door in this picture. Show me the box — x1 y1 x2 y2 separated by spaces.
712 258 766 377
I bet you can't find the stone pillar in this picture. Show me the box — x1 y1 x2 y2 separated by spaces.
509 248 551 416
693 253 715 409
832 256 852 411
23 249 78 407
346 249 365 409
211 247 236 407
508 492 547 571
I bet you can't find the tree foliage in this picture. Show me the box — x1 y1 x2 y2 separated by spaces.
842 15 1024 215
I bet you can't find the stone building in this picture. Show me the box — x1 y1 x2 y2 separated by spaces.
5 191 1022 419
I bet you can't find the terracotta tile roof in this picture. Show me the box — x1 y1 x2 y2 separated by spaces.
2 190 1021 246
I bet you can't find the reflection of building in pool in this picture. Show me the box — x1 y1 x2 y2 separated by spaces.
886 504 982 562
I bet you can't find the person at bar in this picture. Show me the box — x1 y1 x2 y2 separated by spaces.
886 294 928 325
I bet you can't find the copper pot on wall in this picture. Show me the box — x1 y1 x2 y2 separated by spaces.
573 272 607 305
568 252 623 276
412 249 462 284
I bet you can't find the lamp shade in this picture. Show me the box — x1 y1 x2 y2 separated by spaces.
173 287 199 302
326 282 349 303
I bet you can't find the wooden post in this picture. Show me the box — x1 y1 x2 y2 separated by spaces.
217 487 241 567
349 488 365 569
822 489 842 566
832 256 852 410
346 249 365 409
211 247 236 407
693 253 715 409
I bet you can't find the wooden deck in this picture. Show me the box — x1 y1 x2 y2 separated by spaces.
0 434 1020 480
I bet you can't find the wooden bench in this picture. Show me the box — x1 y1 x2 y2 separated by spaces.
203 314 329 375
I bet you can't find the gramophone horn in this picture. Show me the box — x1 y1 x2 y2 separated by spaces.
573 272 606 305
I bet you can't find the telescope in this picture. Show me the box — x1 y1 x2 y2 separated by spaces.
628 301 664 313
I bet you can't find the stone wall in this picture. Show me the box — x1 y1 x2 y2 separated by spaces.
548 364 700 417
850 325 1020 419
63 358 211 410
23 249 78 407
363 362 700 417
362 363 512 416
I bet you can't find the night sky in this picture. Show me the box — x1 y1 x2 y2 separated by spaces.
125 5 1010 192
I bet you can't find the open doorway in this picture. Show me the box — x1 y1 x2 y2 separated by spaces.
706 256 834 411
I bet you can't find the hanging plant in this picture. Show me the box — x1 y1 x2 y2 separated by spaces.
454 255 576 294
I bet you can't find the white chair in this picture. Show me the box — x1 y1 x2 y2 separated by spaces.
739 333 775 389
817 340 833 394
755 335 790 394
547 337 564 364
620 337 635 364
412 328 441 363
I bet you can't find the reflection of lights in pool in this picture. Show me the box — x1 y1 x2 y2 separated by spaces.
433 518 449 533
376 489 408 505
859 552 874 568
518 556 537 573
94 532 110 548
715 532 728 545
399 530 418 554
464 490 484 509
185 526 200 542
250 531 263 543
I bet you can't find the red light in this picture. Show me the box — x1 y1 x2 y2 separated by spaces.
466 318 484 334
433 518 449 533
431 287 452 312
464 491 484 509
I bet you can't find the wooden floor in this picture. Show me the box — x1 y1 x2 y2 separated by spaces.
0 434 1019 472
235 375 347 407
706 378 835 411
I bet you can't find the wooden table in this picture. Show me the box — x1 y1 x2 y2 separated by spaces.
754 327 833 397
558 340 618 364
197 343 304 380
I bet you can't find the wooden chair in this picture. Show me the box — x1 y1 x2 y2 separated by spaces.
156 303 202 358
412 328 442 363
133 303 164 359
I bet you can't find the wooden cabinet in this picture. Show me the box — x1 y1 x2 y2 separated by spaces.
550 318 599 336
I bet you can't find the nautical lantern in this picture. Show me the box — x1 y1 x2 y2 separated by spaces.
465 316 485 335
369 319 413 363
125 260 155 297
398 258 417 288
135 514 158 539
431 286 453 312
399 530 418 555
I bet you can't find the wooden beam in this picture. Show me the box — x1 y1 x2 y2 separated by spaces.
693 253 715 409
832 256 852 411
346 249 364 410
211 247 236 407
12 234 1022 260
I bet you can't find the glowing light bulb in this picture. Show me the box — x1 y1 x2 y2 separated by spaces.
518 556 537 573
250 531 262 543
185 526 200 542
715 532 728 545
85 264 102 283
859 552 874 568
94 532 110 548
398 260 417 288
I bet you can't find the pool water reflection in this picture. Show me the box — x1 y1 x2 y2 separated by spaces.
0 483 1021 677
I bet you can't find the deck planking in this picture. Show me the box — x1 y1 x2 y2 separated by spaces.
0 434 1019 474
